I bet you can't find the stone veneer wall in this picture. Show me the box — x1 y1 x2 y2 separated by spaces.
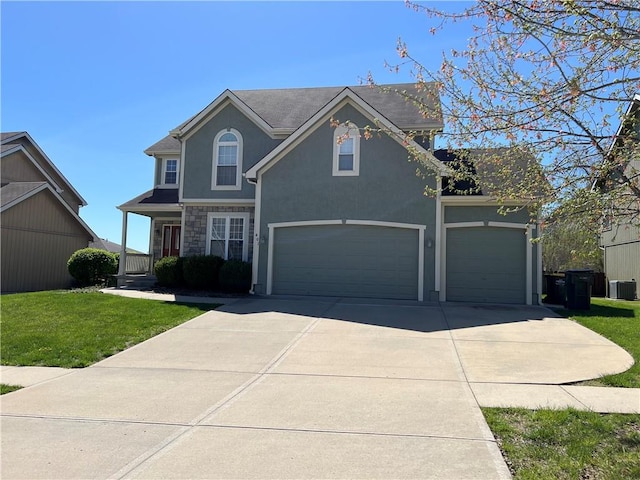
182 205 255 260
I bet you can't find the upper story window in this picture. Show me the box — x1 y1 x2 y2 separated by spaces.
333 123 360 176
162 159 179 186
212 129 243 190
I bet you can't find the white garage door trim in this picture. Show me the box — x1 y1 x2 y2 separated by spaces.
440 220 534 305
267 219 425 301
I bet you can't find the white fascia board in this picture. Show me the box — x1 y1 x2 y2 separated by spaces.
487 221 528 229
117 204 182 213
144 149 181 157
444 221 486 229
1 182 97 240
1 133 88 206
175 91 276 141
246 88 448 181
345 219 426 231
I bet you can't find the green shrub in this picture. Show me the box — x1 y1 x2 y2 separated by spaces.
67 248 118 286
183 255 224 290
154 256 184 287
219 260 252 292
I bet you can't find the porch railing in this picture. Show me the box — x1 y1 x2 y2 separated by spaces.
125 254 151 274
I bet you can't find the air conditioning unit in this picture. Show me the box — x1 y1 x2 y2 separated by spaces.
609 280 637 300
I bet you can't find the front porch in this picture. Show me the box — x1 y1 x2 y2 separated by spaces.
117 188 183 288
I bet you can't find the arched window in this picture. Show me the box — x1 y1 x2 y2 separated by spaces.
212 129 242 189
333 123 360 176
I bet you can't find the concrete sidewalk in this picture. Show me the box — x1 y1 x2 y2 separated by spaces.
1 294 637 479
4 366 637 414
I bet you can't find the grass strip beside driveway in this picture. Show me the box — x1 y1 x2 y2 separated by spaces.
560 298 640 388
484 408 640 480
486 297 640 478
1 290 217 368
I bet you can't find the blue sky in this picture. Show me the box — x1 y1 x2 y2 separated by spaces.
1 1 472 252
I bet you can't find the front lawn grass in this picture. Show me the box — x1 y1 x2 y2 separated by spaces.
560 297 640 388
0 290 217 368
484 408 640 479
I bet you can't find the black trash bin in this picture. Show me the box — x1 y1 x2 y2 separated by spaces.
565 269 593 310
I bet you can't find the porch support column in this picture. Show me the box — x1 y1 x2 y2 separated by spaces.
118 210 128 277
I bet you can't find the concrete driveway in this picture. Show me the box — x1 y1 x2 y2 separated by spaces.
0 297 633 479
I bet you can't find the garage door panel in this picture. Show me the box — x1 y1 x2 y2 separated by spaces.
272 225 419 300
446 227 526 304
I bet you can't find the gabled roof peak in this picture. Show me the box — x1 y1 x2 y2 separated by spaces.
159 83 443 147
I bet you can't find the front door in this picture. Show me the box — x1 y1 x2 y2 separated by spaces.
162 225 181 257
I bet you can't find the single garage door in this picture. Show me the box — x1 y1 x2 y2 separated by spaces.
446 227 526 304
272 224 419 300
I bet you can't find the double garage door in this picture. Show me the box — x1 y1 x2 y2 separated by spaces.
272 224 420 300
446 226 526 304
270 223 527 303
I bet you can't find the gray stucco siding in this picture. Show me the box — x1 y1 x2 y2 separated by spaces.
259 104 436 223
255 103 437 299
182 104 282 200
444 205 531 224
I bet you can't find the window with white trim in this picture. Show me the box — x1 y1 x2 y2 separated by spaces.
162 159 179 185
212 129 243 190
206 213 250 261
333 123 360 176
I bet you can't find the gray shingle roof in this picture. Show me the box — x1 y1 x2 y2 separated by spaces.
144 135 181 155
235 83 442 130
435 148 548 199
1 182 47 207
147 83 442 152
118 188 179 208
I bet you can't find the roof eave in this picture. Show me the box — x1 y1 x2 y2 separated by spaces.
172 90 276 141
117 204 182 213
1 132 89 207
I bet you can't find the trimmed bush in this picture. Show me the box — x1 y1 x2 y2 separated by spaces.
183 255 224 290
154 256 184 287
68 248 118 286
219 260 252 292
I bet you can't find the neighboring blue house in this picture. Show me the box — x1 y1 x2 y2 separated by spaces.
118 84 542 304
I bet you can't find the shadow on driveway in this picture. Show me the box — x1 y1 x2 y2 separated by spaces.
213 295 558 334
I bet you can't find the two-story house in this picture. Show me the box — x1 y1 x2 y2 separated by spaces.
118 84 542 304
1 132 96 292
